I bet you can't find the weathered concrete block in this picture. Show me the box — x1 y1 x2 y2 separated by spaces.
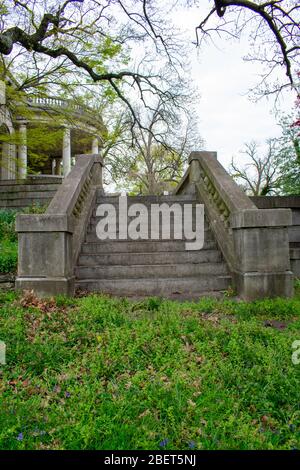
233 271 294 300
15 277 75 297
232 226 291 273
18 231 73 278
230 208 292 228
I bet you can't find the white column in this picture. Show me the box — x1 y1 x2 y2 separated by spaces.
18 123 27 179
62 127 71 177
1 142 10 180
92 136 99 154
8 144 16 180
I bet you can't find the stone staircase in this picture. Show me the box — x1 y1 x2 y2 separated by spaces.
16 153 294 300
0 177 62 209
75 192 232 299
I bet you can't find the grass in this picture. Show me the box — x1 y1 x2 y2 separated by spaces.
0 291 300 450
0 205 47 274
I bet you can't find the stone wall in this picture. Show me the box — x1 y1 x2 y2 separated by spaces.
251 196 300 277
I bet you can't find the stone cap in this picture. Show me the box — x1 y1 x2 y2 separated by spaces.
74 154 103 165
251 195 300 209
188 151 217 163
230 208 292 229
16 214 74 233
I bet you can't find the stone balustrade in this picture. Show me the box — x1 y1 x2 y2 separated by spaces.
28 95 84 113
175 151 294 300
16 154 103 297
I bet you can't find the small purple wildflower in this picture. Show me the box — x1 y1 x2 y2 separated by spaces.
159 438 169 448
188 441 196 449
65 391 71 398
17 432 23 441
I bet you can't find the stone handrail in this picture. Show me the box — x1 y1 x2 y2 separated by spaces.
16 154 103 297
175 151 294 299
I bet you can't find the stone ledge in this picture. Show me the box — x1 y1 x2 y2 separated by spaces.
251 195 300 209
16 214 74 233
230 208 292 229
188 151 218 162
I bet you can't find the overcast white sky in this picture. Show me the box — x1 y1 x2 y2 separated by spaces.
172 3 295 169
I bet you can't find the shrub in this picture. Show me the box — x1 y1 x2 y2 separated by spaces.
0 210 18 242
0 238 18 273
0 205 47 274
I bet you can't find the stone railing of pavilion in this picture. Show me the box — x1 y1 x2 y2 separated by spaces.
16 154 103 297
175 151 293 300
27 95 102 124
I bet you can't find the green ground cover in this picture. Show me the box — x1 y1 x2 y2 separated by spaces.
0 290 300 450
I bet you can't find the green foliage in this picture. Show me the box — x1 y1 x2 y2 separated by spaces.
274 114 300 195
0 292 299 450
0 239 17 273
21 203 48 214
295 278 300 297
0 210 17 242
0 205 47 273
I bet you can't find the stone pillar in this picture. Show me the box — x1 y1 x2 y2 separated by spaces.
18 123 27 179
92 137 99 154
231 209 294 299
62 127 71 177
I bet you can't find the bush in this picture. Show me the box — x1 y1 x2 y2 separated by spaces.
0 210 18 242
0 238 18 273
0 205 47 274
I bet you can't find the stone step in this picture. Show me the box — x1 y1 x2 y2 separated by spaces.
81 239 218 254
78 249 222 266
91 208 206 222
92 203 200 216
95 194 197 204
86 221 210 234
85 230 214 243
89 213 208 222
88 217 208 230
0 177 62 186
75 262 228 280
75 275 232 296
290 247 300 259
0 198 51 208
0 184 61 193
0 190 58 200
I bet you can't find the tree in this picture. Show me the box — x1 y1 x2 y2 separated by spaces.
1 1 299 117
229 140 280 195
105 98 203 194
0 0 188 131
274 110 300 194
197 1 300 96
